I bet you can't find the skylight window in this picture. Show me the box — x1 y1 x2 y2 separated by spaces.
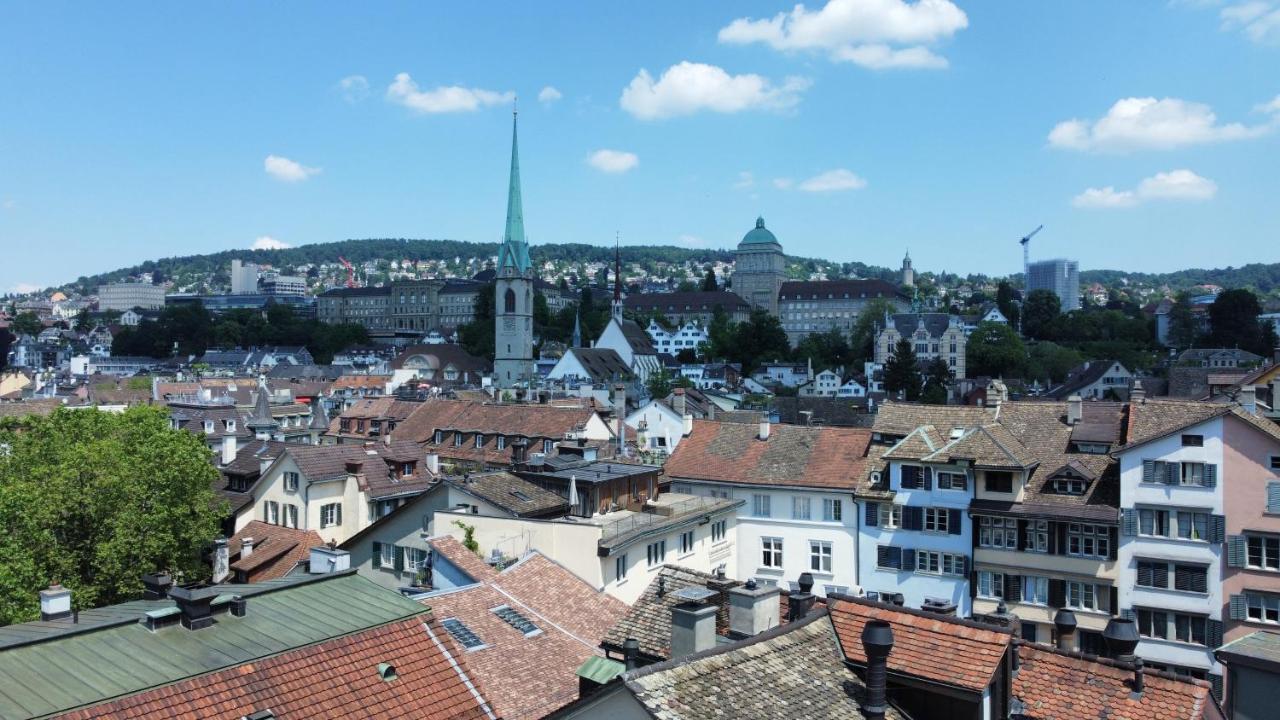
441 618 484 649
511 490 532 502
492 605 540 636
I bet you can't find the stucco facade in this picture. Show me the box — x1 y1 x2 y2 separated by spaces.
1221 417 1280 643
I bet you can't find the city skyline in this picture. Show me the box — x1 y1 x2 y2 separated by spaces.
2 1 1279 293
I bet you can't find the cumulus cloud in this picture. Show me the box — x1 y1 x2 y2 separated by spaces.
619 61 811 120
538 86 563 104
677 234 708 247
1048 96 1275 152
1221 2 1280 44
1072 169 1217 209
252 236 292 250
734 171 756 189
264 155 321 182
386 73 514 114
338 75 370 103
796 168 868 192
586 149 639 173
718 0 967 70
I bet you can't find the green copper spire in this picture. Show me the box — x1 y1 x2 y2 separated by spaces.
498 110 532 274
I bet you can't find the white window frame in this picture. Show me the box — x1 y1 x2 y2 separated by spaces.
1246 592 1280 624
879 504 902 529
924 507 950 534
1066 581 1102 612
979 516 1017 549
809 540 832 574
1247 534 1280 570
1022 576 1048 605
978 570 1004 599
1067 523 1109 559
752 494 771 518
320 502 342 528
379 543 395 568
646 540 666 568
283 471 299 492
761 537 783 569
284 504 298 529
678 530 695 555
792 496 812 521
822 498 842 522
937 471 967 491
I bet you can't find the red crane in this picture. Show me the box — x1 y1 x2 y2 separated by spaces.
338 256 357 288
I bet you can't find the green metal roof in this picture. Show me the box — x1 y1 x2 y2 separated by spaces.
739 216 780 247
0 571 427 719
498 112 532 274
575 655 625 685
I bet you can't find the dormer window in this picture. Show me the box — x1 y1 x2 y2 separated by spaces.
224 419 236 432
1053 477 1087 495
203 420 214 434
434 430 443 444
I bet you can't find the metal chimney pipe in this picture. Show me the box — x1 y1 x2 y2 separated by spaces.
861 620 894 720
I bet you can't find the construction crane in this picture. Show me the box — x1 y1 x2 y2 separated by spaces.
338 256 357 288
1018 224 1043 279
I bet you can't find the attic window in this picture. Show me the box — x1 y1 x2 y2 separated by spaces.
1074 442 1110 455
949 428 964 440
511 490 532 502
492 605 540 636
203 420 214 434
1053 478 1087 495
441 618 484 649
1181 434 1204 447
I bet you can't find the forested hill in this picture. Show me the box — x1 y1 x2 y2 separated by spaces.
1079 264 1280 295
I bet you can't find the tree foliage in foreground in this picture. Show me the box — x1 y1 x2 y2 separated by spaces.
0 407 224 625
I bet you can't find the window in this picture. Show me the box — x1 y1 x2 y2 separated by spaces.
1025 520 1049 552
879 504 902 528
1023 576 1049 605
543 440 554 454
263 501 279 525
1174 564 1208 593
1246 593 1280 624
497 436 507 450
752 494 771 518
984 471 1013 493
284 504 298 529
711 520 727 542
1066 581 1102 612
474 435 483 449
1173 613 1208 645
810 541 833 573
1138 608 1168 639
442 618 484 650
405 547 428 571
492 605 540 636
1270 456 1280 470
1139 508 1168 537
504 288 516 313
1181 434 1204 447
979 516 1017 549
203 420 214 434
1053 478 1086 495
434 430 443 444
937 471 967 491
615 554 628 581
822 498 843 522
1136 560 1170 589
283 472 299 492
978 571 1004 599
1177 511 1209 541
761 537 783 568
924 507 950 533
320 503 342 528
792 496 812 521
1067 523 1109 559
380 543 395 568
678 530 695 555
646 540 665 567
454 433 463 447
915 551 965 576
1247 534 1280 570
900 465 923 488
1180 462 1207 487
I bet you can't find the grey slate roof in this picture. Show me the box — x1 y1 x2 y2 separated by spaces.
565 348 633 382
890 312 954 338
601 566 737 661
620 319 658 356
445 471 568 517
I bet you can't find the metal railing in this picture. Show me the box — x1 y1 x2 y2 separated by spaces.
596 495 731 543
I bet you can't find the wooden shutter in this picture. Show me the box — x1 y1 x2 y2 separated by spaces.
1203 464 1217 488
922 467 933 491
865 502 879 527
904 506 923 531
1210 514 1226 544
1109 587 1118 617
948 509 962 535
1108 526 1118 560
393 545 404 572
1227 535 1246 567
372 542 382 569
1005 574 1022 601
1151 563 1169 589
1207 619 1223 648
1268 482 1280 514
1142 459 1155 483
1017 520 1028 551
1163 462 1179 486
901 466 919 489
878 545 900 569
1210 674 1223 701
1055 523 1069 556
1229 594 1247 621
336 504 342 526
1122 508 1137 537
1048 579 1066 608
902 548 916 572
1137 562 1153 587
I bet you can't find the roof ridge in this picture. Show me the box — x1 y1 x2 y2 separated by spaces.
828 594 1014 637
1016 640 1210 692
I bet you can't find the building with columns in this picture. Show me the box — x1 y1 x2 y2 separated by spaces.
494 112 536 389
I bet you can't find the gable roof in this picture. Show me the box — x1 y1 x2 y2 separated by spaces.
619 319 658 356
429 536 500 583
1121 399 1280 450
445 472 568 517
1047 360 1127 399
664 419 871 490
779 279 905 301
601 565 737 661
227 521 325 581
562 348 633 383
394 399 600 445
623 290 750 314
828 596 1011 694
872 401 994 437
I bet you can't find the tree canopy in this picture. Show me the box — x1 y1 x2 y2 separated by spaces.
967 321 1026 379
884 338 922 401
1021 289 1061 340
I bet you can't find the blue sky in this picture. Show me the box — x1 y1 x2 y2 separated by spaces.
1 1 1277 293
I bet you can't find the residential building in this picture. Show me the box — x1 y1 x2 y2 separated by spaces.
625 394 690 457
260 273 306 296
97 281 165 312
1027 258 1081 312
1215 631 1280 720
230 258 259 294
625 291 751 327
390 343 489 387
327 396 422 443
1048 360 1133 400
515 454 664 519
644 318 710 355
780 279 909 345
494 112 536 388
222 520 325 583
753 360 813 388
798 367 845 397
732 216 786 315
875 312 969 379
664 419 870 597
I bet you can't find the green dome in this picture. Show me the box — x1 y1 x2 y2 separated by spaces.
739 216 780 247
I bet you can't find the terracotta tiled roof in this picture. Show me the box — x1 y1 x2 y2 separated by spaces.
282 441 436 500
881 425 944 460
922 424 1037 469
331 374 393 390
1012 643 1210 720
421 553 627 720
828 596 1011 694
872 401 994 437
1122 399 1280 449
602 565 738 661
429 536 499 583
395 399 599 445
0 398 61 418
664 419 871 490
227 521 324 582
55 616 495 720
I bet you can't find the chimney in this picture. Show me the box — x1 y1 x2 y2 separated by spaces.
1102 617 1140 662
425 452 441 475
39 583 73 622
1130 380 1146 405
860 619 894 720
309 543 350 574
345 459 364 478
241 537 254 559
622 637 640 671
1053 608 1077 651
1240 385 1258 415
728 580 781 638
670 600 718 658
672 388 686 416
1066 395 1083 425
141 572 173 600
788 572 817 622
758 418 771 442
1131 657 1145 695
259 458 272 475
682 413 693 437
167 585 220 630
512 438 529 466
221 435 237 466
212 538 230 584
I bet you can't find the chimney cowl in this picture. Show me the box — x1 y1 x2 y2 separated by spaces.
168 585 220 630
39 583 73 622
860 619 893 720
1102 617 1140 659
797 572 814 594
862 619 894 658
141 572 173 600
622 637 640 671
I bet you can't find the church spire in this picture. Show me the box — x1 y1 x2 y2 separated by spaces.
612 232 623 322
498 109 531 274
572 309 582 348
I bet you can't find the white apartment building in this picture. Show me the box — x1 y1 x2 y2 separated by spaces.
97 282 165 312
645 319 708 356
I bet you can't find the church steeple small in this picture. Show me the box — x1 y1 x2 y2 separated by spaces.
572 309 582 348
612 233 624 322
498 109 531 275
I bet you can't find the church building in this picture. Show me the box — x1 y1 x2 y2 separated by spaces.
494 111 536 389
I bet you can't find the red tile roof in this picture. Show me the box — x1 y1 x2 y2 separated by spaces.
55 617 495 719
664 419 871 490
227 521 325 582
395 399 600 445
429 536 499 583
1012 643 1211 720
828 597 1011 694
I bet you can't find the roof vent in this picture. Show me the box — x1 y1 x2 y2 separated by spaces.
167 585 220 630
377 662 398 682
240 711 275 720
39 583 73 622
141 572 173 600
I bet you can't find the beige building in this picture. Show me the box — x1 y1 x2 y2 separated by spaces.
875 312 968 379
97 282 164 312
732 217 786 316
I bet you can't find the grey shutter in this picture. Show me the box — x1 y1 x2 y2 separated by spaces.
1137 562 1153 587
1005 574 1022 601
1164 462 1179 486
1229 594 1247 621
1142 459 1155 483
1122 508 1137 537
960 556 969 577
1227 535 1246 567
1207 619 1223 648
949 509 962 535
1152 563 1169 589
1210 674 1223 702
1203 464 1217 488
902 548 916 572
876 544 891 567
336 504 342 526
1055 523 1069 556
1268 481 1280 514
393 545 404 572
904 506 923 531
865 502 879 527
1049 579 1066 608
901 466 919 489
1210 514 1226 544
372 541 382 569
1017 520 1029 551
1121 608 1136 621
1108 527 1118 560
922 467 933 491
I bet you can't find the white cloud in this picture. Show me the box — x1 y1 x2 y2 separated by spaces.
264 155 321 182
1048 96 1276 152
677 234 708 247
386 73 514 114
718 0 967 70
1073 169 1217 209
586 149 639 173
619 61 811 120
734 171 756 189
797 168 868 192
538 86 563 104
1221 2 1280 44
338 75 370 103
252 236 292 250
1255 94 1280 115
9 283 41 294
772 177 795 189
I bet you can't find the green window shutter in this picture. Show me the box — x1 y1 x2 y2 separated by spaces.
393 545 404 572
372 542 382 569
1210 515 1226 544
1229 594 1247 621
1203 464 1217 488
1268 482 1280 514
1227 535 1246 567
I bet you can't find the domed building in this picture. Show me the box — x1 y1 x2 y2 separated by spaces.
733 216 786 316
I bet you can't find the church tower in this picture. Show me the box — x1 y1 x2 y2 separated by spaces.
494 110 535 389
901 250 915 287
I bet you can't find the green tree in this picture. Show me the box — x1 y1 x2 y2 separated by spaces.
646 368 675 399
0 407 224 623
967 321 1026 378
884 338 922 401
676 279 697 292
849 298 898 367
794 329 852 372
1209 289 1271 354
1167 293 1198 348
1022 289 1062 340
701 268 718 292
0 328 12 371
996 281 1021 330
11 312 42 337
458 282 497 360
1025 341 1085 384
706 306 734 361
733 310 792 375
73 309 93 333
921 356 953 405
